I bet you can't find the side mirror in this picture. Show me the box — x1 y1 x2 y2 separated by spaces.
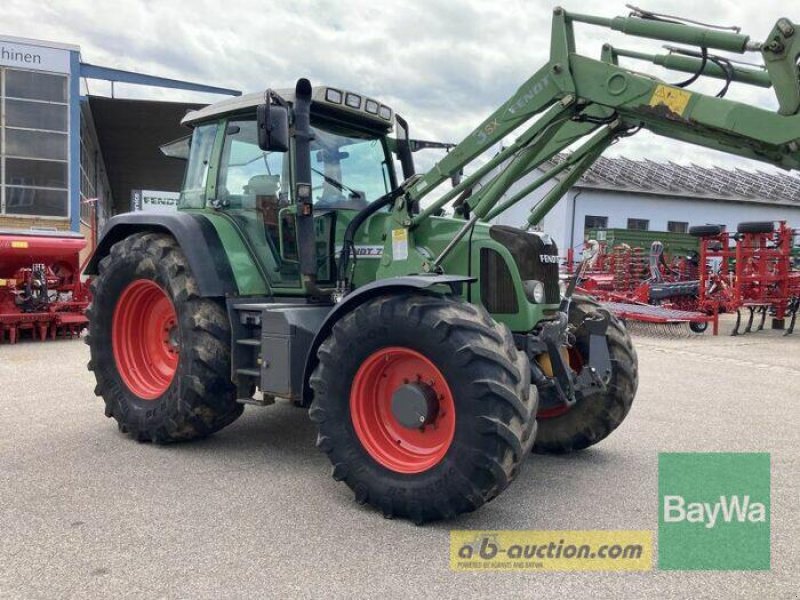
257 99 289 152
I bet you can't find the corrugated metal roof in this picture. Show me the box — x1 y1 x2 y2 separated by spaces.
547 154 800 205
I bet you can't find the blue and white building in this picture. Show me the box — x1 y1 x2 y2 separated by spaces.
0 34 239 254
488 154 800 257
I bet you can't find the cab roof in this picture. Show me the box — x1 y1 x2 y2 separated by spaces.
181 85 394 131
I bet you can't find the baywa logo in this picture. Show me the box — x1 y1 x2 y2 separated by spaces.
658 453 770 570
663 494 766 529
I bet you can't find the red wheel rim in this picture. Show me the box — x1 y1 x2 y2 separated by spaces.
112 279 179 400
537 347 584 419
350 346 456 474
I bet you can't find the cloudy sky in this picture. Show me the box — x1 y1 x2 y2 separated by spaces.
4 0 796 176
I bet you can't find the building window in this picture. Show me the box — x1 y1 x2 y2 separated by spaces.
584 215 608 232
667 221 689 234
1 67 70 218
627 218 649 231
583 215 608 239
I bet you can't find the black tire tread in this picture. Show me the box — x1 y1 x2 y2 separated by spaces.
87 232 242 443
736 221 774 235
309 293 537 523
688 224 724 237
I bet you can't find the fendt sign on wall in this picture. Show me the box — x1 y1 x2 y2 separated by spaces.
131 190 180 214
0 39 70 73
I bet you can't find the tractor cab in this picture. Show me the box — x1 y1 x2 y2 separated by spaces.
176 86 400 292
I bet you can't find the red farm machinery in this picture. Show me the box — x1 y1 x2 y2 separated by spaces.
693 221 800 335
0 230 91 344
575 236 716 335
574 221 800 336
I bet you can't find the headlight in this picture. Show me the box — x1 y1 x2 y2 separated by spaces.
523 279 545 304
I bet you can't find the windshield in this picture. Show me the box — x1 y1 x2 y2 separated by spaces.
310 125 391 210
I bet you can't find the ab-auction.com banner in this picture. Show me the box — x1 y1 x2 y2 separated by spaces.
450 530 653 571
451 452 770 572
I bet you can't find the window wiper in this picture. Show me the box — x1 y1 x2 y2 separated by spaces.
311 167 361 197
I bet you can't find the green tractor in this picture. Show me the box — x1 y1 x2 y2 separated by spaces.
86 7 800 522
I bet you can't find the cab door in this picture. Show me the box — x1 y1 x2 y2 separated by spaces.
215 117 302 289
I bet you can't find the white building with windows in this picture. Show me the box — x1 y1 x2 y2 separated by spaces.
488 155 800 256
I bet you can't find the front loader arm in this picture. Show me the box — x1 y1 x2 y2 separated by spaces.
567 54 800 168
378 5 800 277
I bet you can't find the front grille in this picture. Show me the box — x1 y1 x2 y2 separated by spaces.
480 248 518 313
488 225 560 304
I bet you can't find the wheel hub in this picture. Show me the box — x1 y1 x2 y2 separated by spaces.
112 279 179 400
391 382 439 428
350 346 456 474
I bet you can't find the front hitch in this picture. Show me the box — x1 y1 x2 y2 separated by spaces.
537 312 578 406
573 309 613 395
531 307 612 410
528 244 613 410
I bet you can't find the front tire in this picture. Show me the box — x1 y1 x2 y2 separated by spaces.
87 232 243 442
309 293 537 523
534 296 638 454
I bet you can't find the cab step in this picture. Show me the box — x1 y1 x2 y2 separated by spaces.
236 394 276 407
236 368 260 378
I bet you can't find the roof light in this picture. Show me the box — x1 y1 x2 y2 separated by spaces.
345 93 362 109
378 105 392 120
325 88 343 104
365 99 379 114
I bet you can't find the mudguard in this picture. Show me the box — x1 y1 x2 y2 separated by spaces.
83 212 237 297
299 274 475 406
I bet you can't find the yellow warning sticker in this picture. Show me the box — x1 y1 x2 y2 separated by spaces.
392 228 408 261
648 84 692 116
11 241 29 249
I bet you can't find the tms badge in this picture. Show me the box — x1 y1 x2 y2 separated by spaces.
539 254 559 264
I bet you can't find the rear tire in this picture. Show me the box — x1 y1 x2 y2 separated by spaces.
736 221 774 235
309 293 537 523
689 224 724 237
534 296 638 454
86 232 243 442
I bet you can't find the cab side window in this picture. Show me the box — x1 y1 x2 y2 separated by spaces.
180 123 217 208
216 119 299 285
217 120 289 209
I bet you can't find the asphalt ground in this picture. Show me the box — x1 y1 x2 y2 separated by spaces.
1 315 798 599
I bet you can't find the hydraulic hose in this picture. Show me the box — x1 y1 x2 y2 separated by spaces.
336 189 399 287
